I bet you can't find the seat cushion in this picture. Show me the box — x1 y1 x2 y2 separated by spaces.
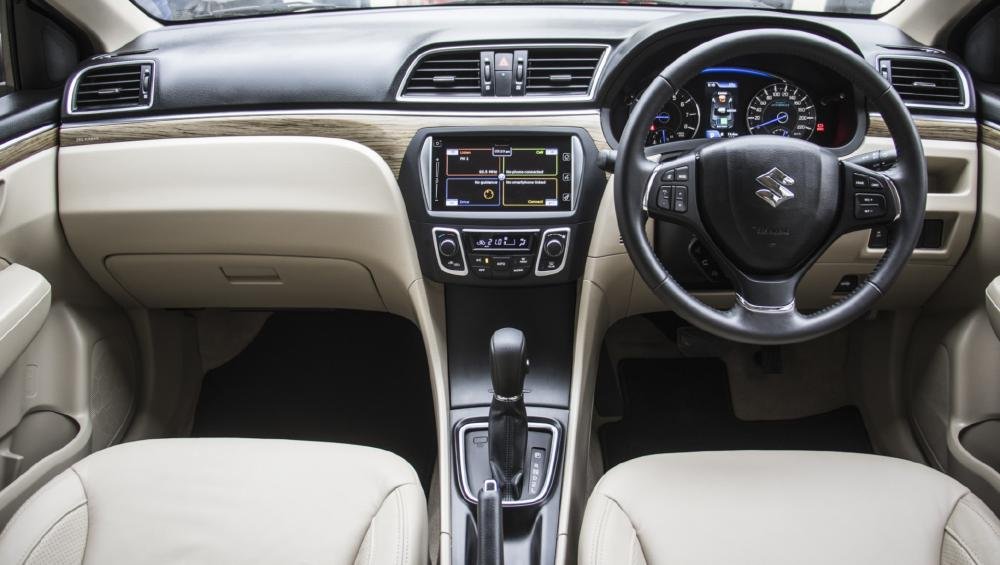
580 451 1000 565
0 438 427 565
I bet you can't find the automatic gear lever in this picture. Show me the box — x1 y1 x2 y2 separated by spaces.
488 327 529 500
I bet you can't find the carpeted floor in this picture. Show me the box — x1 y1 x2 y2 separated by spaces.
191 310 437 492
600 357 872 470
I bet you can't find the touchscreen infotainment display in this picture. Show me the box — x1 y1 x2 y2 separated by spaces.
430 136 573 212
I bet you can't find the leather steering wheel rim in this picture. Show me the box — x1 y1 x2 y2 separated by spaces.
615 29 927 345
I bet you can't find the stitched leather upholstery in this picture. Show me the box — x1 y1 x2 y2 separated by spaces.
0 438 427 565
580 451 1000 565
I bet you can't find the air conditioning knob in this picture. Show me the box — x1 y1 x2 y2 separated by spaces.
439 237 459 258
544 238 564 258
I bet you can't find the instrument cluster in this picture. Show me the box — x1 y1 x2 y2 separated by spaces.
612 64 858 149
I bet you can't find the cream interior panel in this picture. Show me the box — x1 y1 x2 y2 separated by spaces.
0 264 51 378
586 137 978 322
59 137 421 318
105 254 385 311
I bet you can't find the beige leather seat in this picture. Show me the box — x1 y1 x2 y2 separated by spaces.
0 438 427 565
581 451 1000 565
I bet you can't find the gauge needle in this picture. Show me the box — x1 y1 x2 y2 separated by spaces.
752 112 789 130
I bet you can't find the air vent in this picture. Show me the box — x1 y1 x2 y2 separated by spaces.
398 44 608 101
402 50 481 97
878 56 967 109
70 61 154 114
525 46 604 97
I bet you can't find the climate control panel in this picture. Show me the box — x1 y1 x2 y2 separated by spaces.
431 227 571 284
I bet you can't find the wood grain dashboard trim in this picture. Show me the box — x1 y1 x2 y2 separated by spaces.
867 115 977 143
60 113 610 174
981 122 1000 151
0 128 58 171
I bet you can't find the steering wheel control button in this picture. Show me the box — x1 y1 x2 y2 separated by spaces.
673 186 689 213
661 169 675 182
675 166 689 181
657 186 673 210
869 226 889 249
852 173 869 189
854 193 887 219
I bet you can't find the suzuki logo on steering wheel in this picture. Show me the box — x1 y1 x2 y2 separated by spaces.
754 167 796 208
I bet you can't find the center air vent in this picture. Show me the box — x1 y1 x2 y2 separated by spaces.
402 50 481 97
70 61 154 114
878 56 967 109
525 46 605 97
399 44 608 101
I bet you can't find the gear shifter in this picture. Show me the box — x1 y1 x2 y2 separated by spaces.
488 328 529 501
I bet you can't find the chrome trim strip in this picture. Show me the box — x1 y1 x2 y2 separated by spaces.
875 55 972 112
66 60 156 116
534 227 571 277
396 43 611 103
430 227 468 276
456 421 560 507
0 125 55 152
735 294 796 314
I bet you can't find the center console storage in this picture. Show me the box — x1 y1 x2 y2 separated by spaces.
398 127 606 565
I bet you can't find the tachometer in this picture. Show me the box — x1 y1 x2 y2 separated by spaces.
746 82 816 140
645 88 701 145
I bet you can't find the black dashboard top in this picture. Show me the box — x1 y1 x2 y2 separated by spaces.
62 5 974 120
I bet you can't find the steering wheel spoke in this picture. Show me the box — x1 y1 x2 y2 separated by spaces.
832 161 902 238
643 153 702 232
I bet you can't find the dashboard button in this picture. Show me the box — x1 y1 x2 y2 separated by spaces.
493 257 511 271
515 256 532 267
473 266 492 279
544 238 564 258
511 266 530 278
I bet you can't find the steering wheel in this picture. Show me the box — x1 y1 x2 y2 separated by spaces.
616 29 927 345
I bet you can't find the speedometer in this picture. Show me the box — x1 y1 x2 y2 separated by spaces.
746 82 816 140
645 88 701 145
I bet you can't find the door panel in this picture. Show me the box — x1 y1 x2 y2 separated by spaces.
0 94 139 526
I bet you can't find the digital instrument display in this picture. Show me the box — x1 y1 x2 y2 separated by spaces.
627 67 845 147
430 136 573 212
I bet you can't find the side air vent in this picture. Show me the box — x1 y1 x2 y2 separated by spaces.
525 46 605 97
878 56 968 109
70 61 154 114
402 50 481 97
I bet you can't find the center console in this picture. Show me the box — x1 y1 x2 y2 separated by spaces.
400 127 608 288
399 127 607 565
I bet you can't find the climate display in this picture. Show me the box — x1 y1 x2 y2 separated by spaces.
431 136 573 212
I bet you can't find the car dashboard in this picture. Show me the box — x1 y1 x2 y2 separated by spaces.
49 9 981 563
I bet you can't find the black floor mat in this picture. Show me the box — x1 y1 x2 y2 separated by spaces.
192 311 437 491
600 358 872 470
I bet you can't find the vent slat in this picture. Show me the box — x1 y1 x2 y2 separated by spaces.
884 57 965 107
524 47 603 98
72 62 153 113
402 50 481 96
